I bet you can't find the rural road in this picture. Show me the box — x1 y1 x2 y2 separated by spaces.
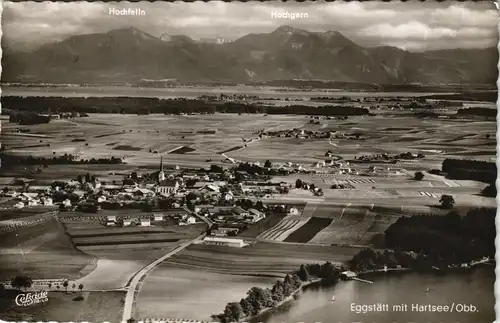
121 234 205 322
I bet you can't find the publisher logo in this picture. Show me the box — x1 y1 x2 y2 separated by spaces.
15 291 49 307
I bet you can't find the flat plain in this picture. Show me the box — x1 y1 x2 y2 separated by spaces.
1 110 496 320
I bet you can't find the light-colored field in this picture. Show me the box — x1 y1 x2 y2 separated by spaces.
2 115 496 188
60 220 206 290
72 234 179 244
136 267 277 321
163 242 360 276
72 244 184 290
0 218 95 281
136 241 361 320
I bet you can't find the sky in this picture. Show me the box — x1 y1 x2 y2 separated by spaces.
3 1 499 52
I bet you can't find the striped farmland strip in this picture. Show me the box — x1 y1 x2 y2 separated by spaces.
419 191 440 198
272 218 311 242
265 219 300 240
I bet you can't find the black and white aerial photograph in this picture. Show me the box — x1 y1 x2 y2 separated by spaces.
0 1 497 323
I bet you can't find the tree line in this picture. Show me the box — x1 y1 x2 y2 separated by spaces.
0 153 122 167
441 158 496 183
3 96 370 117
0 276 84 293
8 112 51 125
456 107 496 117
350 208 495 272
214 261 344 322
384 208 496 266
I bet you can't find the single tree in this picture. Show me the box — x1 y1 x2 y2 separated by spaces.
239 298 252 317
72 283 76 290
414 171 424 181
264 160 272 168
126 318 137 323
63 280 69 292
78 283 84 292
224 302 244 322
298 264 310 282
56 285 60 290
439 195 455 209
48 283 52 290
295 179 303 189
11 276 33 291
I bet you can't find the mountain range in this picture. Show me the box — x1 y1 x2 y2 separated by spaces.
2 26 498 85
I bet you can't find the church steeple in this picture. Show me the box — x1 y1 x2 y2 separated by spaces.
158 155 165 182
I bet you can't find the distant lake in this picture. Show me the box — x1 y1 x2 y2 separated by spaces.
1 85 455 99
254 267 494 323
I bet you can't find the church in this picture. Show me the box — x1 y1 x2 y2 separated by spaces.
156 156 179 196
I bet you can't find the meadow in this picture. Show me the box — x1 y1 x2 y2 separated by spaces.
0 290 124 322
135 241 362 320
3 113 495 176
61 220 207 290
0 218 95 281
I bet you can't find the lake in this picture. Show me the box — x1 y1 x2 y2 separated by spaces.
2 85 454 99
253 267 495 323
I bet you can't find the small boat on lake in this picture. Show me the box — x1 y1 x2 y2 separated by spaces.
332 296 336 301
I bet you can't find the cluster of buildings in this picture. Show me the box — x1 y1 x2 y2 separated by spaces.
3 190 54 209
41 112 90 120
260 128 333 140
1 157 280 234
103 209 197 227
355 152 424 162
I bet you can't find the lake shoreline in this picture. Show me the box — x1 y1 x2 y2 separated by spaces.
241 258 494 323
237 278 322 323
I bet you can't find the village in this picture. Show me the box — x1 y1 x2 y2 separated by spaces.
0 154 363 246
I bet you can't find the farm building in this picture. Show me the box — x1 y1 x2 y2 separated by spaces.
288 207 300 215
210 229 227 237
247 209 265 222
194 204 215 213
28 199 39 206
232 206 249 217
41 197 53 206
140 219 151 227
215 226 240 236
315 161 326 168
123 219 132 226
26 185 51 194
101 185 123 191
154 214 164 221
107 215 117 222
179 216 196 225
134 188 156 197
14 202 25 209
20 193 38 201
203 236 245 248
182 173 198 180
